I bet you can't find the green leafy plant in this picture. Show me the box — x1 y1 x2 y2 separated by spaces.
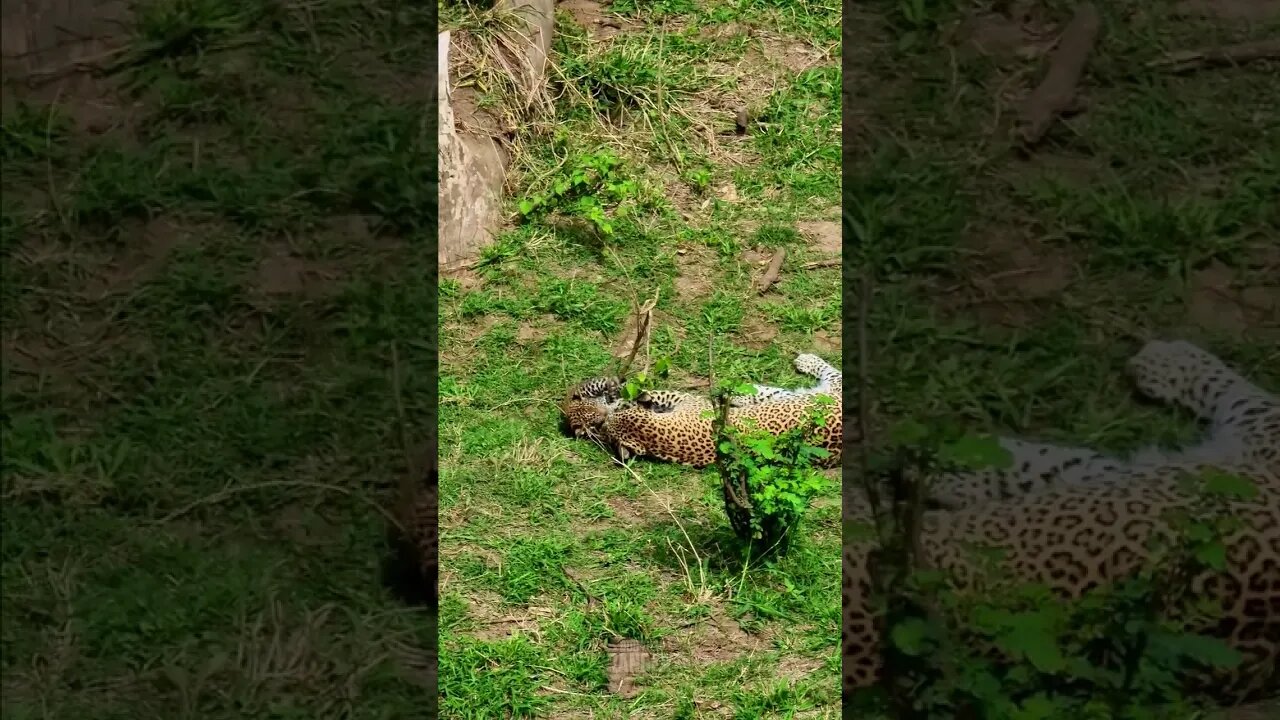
619 357 671 401
710 381 833 555
683 167 712 195
517 150 640 237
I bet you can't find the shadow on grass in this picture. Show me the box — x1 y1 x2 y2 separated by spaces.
636 512 800 579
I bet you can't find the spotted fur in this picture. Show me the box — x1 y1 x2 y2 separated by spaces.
843 340 1280 703
561 353 843 468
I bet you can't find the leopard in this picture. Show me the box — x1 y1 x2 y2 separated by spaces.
843 340 1280 705
561 352 843 468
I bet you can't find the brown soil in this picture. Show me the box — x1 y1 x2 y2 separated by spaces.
675 609 766 665
605 638 650 698
811 328 840 354
560 0 639 41
673 244 718 301
738 315 779 349
796 220 841 257
1186 259 1280 338
251 246 342 298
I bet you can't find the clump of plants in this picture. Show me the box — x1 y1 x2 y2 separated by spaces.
517 149 640 238
710 381 834 556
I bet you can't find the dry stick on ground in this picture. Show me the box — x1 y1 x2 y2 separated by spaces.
607 244 656 378
803 259 841 270
1015 2 1101 146
756 248 786 295
615 289 659 379
1148 39 1280 74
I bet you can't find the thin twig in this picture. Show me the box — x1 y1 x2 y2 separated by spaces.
802 259 840 270
45 85 70 237
616 288 658 379
1148 39 1280 74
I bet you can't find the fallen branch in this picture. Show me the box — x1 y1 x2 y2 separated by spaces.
756 248 786 295
1015 3 1101 145
803 259 841 270
1147 39 1280 74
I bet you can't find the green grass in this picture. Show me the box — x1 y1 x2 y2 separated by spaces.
846 0 1278 438
439 0 841 717
1 1 436 717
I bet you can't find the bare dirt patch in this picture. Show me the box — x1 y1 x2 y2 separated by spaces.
811 329 839 354
962 230 1076 297
1186 259 1279 338
797 220 841 257
0 0 131 86
738 315 779 349
960 10 1056 64
759 31 829 75
604 495 651 525
941 230 1080 328
674 609 766 665
467 598 550 642
674 245 718 301
0 0 143 150
742 246 772 268
251 245 341 299
560 0 637 41
447 268 486 293
776 654 826 681
516 316 560 346
89 217 182 296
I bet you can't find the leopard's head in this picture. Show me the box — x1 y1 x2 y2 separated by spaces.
560 377 623 439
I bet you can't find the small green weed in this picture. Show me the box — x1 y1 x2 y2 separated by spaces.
518 150 641 238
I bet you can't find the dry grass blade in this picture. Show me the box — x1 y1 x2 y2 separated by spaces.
1147 39 1280 74
445 3 554 135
